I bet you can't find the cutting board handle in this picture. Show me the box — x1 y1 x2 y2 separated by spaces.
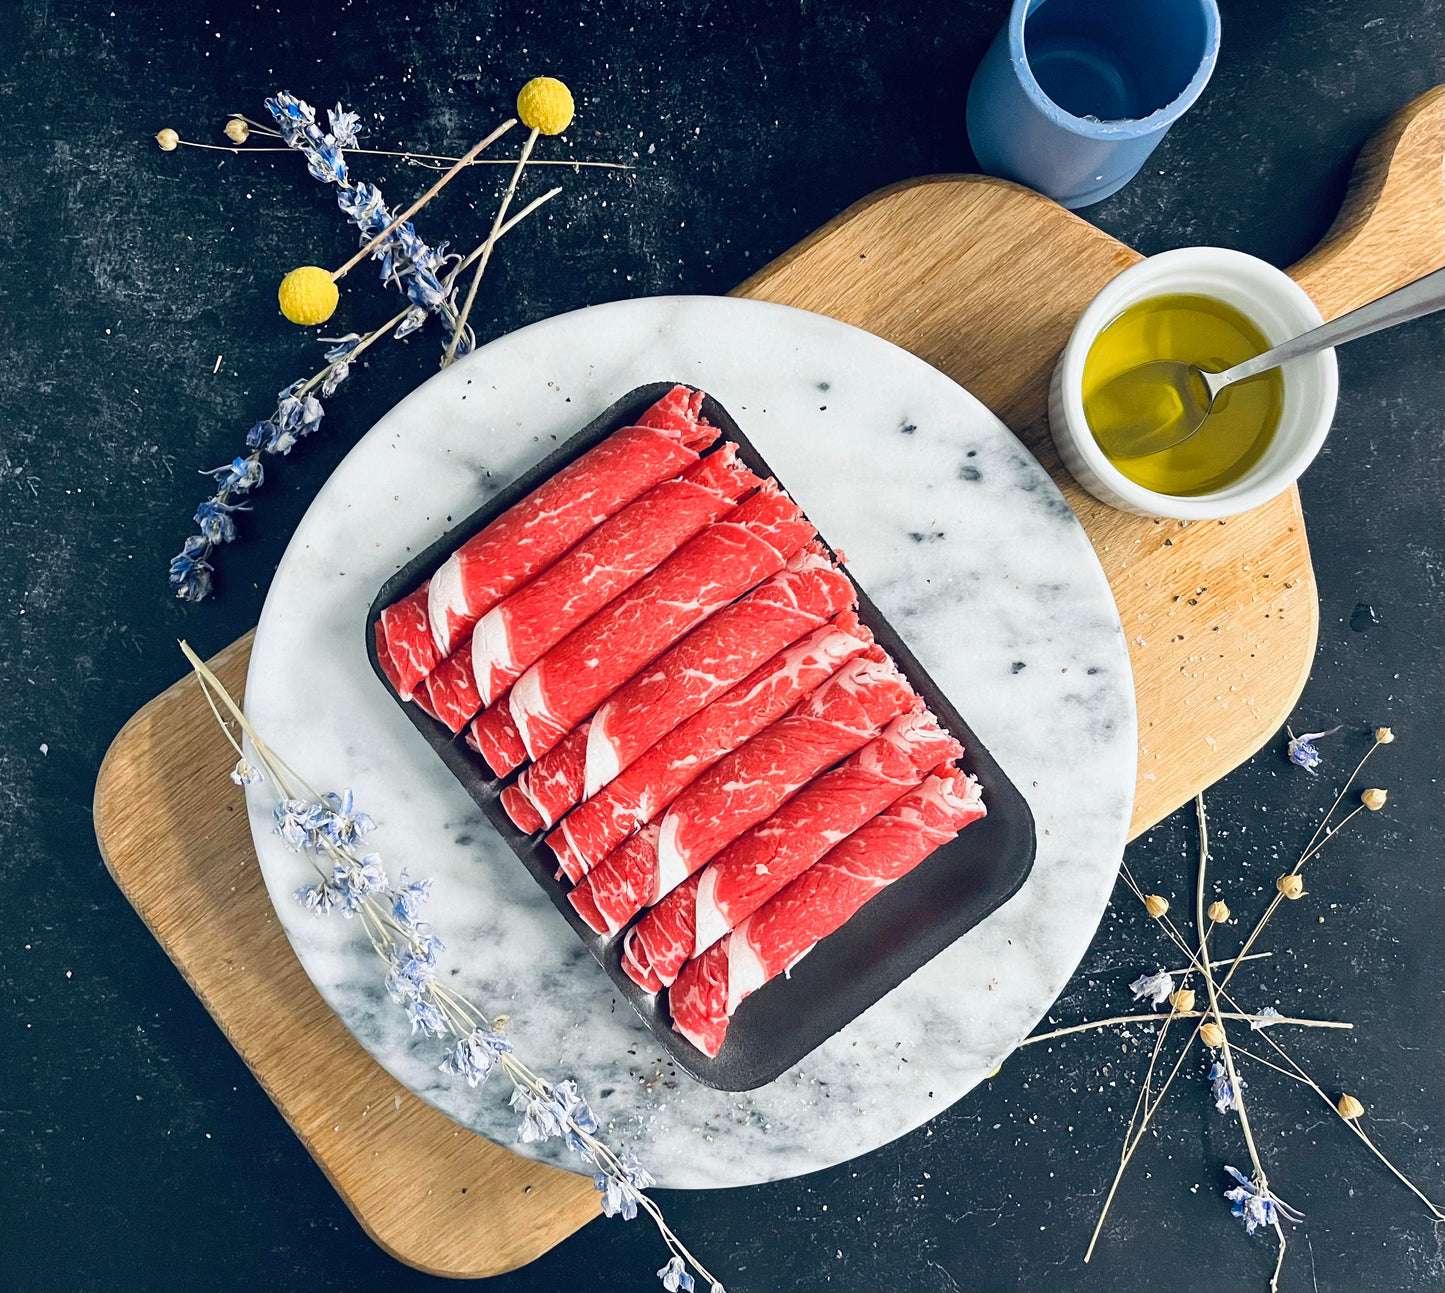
1288 85 1445 319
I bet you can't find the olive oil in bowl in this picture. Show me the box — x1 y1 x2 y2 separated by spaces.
1081 294 1284 495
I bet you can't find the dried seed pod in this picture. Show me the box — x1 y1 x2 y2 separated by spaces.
1169 988 1196 1013
155 128 179 151
225 118 250 143
1200 1022 1225 1048
1277 873 1305 900
1336 1093 1365 1120
1374 726 1395 744
1207 900 1230 923
1144 894 1169 919
1361 787 1388 811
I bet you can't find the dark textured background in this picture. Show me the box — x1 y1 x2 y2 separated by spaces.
1 2 1441 1290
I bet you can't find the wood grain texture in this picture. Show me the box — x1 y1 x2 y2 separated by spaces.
93 633 601 1279
93 88 1441 1276
735 86 1444 837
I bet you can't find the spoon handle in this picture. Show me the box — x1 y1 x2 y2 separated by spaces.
1218 266 1445 386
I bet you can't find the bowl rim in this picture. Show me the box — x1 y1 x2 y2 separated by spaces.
1057 246 1339 518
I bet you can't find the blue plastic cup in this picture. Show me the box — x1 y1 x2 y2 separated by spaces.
966 0 1221 209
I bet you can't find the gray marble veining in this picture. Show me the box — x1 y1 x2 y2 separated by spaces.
242 296 1137 1189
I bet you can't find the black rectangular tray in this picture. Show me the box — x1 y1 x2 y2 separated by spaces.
367 382 1036 1091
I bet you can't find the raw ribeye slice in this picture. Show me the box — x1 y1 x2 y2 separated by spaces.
424 386 717 663
512 549 854 831
653 655 918 892
471 446 758 707
508 482 815 761
669 769 986 1056
422 640 481 734
621 710 961 990
566 651 916 934
499 783 545 834
552 612 875 884
376 583 434 697
468 697 528 776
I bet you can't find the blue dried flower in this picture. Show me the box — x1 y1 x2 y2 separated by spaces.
194 498 245 545
1207 1061 1245 1114
313 788 376 848
1129 970 1174 1007
595 1170 639 1220
1223 1166 1303 1234
406 997 449 1038
552 1078 600 1157
332 851 387 913
295 879 342 916
229 758 264 786
1250 1006 1283 1030
273 798 321 850
385 947 437 1003
168 535 214 602
658 1256 695 1293
327 103 362 149
206 456 264 494
391 873 433 927
1286 724 1342 773
511 1086 567 1143
439 1028 513 1087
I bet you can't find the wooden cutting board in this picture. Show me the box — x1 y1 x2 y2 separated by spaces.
93 87 1443 1277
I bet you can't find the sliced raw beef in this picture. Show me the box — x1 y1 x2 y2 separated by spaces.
468 698 528 776
669 769 986 1056
508 723 593 830
376 583 435 697
374 619 411 699
508 482 815 761
566 651 916 934
470 447 758 708
499 784 545 834
621 710 961 990
568 825 662 936
513 549 855 831
654 655 919 891
553 612 876 885
423 640 481 734
423 386 717 663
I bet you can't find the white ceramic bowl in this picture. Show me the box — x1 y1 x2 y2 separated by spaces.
1048 247 1339 519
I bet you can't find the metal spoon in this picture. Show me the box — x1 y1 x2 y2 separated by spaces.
1089 267 1445 460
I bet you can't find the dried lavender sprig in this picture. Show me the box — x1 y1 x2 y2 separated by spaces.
178 643 724 1293
167 185 561 602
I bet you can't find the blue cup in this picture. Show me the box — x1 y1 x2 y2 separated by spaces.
966 0 1221 209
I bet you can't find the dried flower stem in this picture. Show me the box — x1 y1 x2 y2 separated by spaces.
1230 1042 1445 1223
1022 1010 1350 1046
167 133 631 169
1192 795 1288 1293
331 119 517 281
442 126 539 367
179 640 725 1292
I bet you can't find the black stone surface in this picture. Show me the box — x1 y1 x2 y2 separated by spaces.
1 2 1440 1290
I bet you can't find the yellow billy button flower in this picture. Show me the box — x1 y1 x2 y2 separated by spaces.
155 128 179 151
517 77 575 135
1169 988 1196 1013
1143 894 1169 919
278 266 339 325
1336 1093 1365 1120
1207 899 1230 923
225 118 250 143
1277 873 1305 900
1361 787 1388 811
1200 1022 1225 1048
1374 726 1395 744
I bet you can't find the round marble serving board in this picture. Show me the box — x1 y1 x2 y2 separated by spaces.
243 295 1137 1190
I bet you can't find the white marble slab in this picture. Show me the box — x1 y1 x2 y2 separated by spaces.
243 295 1136 1189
